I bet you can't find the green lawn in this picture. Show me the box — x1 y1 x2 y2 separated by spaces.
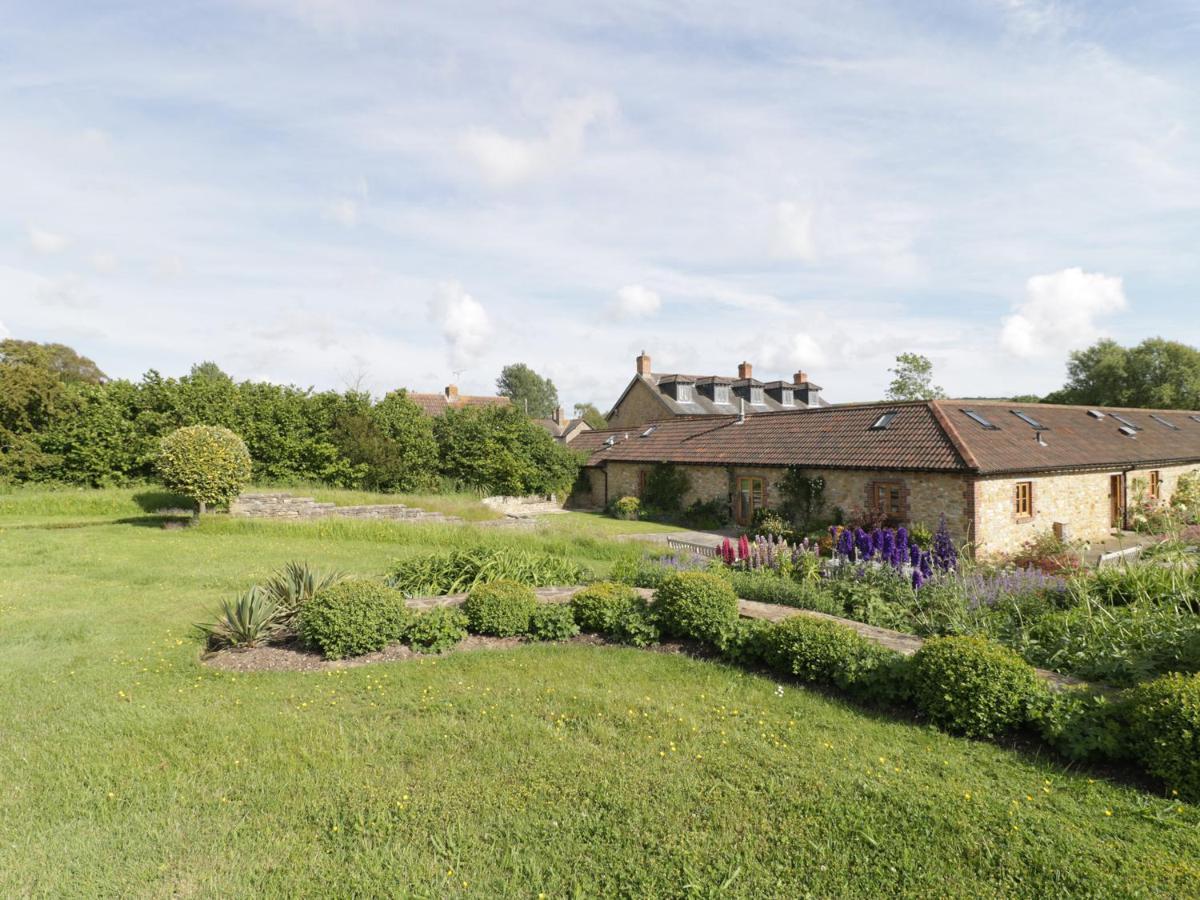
2 491 1198 897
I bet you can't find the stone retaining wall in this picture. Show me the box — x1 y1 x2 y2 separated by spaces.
229 492 462 525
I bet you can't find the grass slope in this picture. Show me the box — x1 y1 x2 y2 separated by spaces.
1 492 1198 896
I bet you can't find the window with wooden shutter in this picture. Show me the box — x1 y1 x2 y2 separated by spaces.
1015 481 1033 517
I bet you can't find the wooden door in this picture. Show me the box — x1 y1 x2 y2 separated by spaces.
1109 474 1124 529
736 477 764 526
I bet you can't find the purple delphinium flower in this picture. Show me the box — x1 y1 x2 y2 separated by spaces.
880 529 895 566
871 528 884 560
932 514 957 572
854 528 870 559
837 528 854 558
912 567 925 589
909 543 921 568
896 526 909 558
919 550 933 580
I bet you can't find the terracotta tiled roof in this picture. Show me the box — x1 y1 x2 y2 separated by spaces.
578 402 967 471
578 400 1200 475
932 400 1200 474
408 392 510 416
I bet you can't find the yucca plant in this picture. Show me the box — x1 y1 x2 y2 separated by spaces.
263 560 346 620
197 586 285 650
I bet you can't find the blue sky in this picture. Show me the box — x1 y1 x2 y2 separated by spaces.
2 1 1198 409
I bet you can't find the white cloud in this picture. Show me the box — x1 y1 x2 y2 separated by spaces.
610 284 661 319
28 227 68 254
771 201 818 262
326 198 359 227
1001 267 1128 357
460 92 616 187
89 252 118 273
428 281 490 368
0 318 8 339
753 331 829 370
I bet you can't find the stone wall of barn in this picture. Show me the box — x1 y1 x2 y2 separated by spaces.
972 462 1200 558
605 381 675 430
587 461 974 544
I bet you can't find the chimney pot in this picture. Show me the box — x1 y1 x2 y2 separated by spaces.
794 370 808 385
636 350 652 376
738 361 753 380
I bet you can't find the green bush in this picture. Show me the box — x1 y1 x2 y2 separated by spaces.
1127 673 1200 801
388 547 589 596
528 604 580 641
297 579 413 659
612 496 640 520
463 579 537 637
156 425 252 515
405 606 468 654
197 586 285 649
570 582 639 634
761 615 906 700
723 618 775 667
642 462 690 514
652 571 739 648
1035 689 1128 763
911 636 1045 738
730 571 841 614
614 604 661 647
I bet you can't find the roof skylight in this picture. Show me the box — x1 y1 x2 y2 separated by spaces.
1150 414 1180 431
1010 410 1048 430
1110 413 1141 431
870 411 898 430
1087 410 1105 419
1118 425 1138 438
961 408 999 430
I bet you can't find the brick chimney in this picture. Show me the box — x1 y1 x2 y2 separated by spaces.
636 350 652 376
738 361 753 380
554 405 567 426
444 384 459 402
793 370 808 385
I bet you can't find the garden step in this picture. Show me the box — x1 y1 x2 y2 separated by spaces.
402 585 1091 692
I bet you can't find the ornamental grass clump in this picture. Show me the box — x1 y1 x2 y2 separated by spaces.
912 636 1045 738
197 586 285 649
1126 672 1200 801
297 579 413 659
388 547 589 596
463 579 537 637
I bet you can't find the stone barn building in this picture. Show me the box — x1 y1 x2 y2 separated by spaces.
571 399 1200 558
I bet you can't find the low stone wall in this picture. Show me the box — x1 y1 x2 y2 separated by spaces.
229 492 462 525
481 495 566 517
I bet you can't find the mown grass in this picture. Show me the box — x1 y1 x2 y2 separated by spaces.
2 489 1199 896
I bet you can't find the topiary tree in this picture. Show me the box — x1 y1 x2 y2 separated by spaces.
156 425 252 516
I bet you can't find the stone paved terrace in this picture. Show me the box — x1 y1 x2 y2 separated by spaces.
407 585 1088 692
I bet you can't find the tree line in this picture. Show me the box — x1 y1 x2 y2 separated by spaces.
0 340 582 497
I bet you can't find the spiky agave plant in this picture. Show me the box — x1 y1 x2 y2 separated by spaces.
263 560 346 620
197 586 285 649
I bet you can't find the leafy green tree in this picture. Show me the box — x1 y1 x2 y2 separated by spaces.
496 363 558 418
1044 338 1200 409
435 405 581 497
573 402 608 430
331 390 438 492
156 425 252 515
885 353 946 401
0 339 107 384
0 346 74 480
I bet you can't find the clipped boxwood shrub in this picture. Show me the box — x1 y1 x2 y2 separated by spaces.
463 579 537 637
405 606 468 654
761 615 907 701
528 604 581 641
912 636 1045 738
653 571 739 648
615 604 661 648
1127 672 1200 800
297 578 413 660
722 618 775 667
570 582 639 634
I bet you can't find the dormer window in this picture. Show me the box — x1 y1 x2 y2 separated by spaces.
750 387 764 405
676 383 692 402
779 388 793 406
714 385 730 404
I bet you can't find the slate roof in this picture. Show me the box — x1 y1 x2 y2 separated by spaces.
408 392 510 416
604 373 829 420
577 400 1200 475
